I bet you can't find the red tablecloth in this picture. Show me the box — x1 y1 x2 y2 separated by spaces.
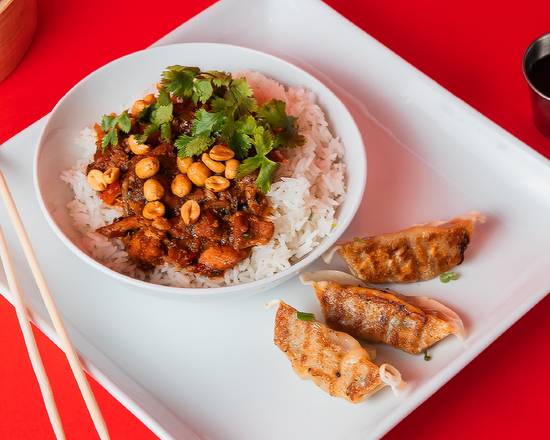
1 1 549 438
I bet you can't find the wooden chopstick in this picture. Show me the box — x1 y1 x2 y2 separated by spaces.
0 228 66 440
0 170 110 440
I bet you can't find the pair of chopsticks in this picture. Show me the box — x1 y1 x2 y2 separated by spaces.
0 170 110 440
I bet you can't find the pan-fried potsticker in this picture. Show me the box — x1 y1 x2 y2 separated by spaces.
273 300 404 403
331 213 485 283
302 271 464 355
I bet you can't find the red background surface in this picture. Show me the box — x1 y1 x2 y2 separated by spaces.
1 1 549 438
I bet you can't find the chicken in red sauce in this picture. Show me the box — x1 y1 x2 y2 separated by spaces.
83 66 305 277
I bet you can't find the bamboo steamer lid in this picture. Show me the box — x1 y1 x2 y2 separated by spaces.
0 0 37 83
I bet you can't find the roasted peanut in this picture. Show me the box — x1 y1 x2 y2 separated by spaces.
103 167 120 184
131 99 147 116
87 169 107 191
180 200 200 225
135 157 160 179
142 201 165 220
152 217 171 231
177 156 193 174
204 175 230 192
187 162 211 187
171 174 192 198
128 135 150 155
209 144 235 161
201 153 225 174
143 178 165 202
143 93 156 105
224 159 240 179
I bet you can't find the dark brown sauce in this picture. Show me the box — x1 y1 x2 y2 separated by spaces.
528 54 550 97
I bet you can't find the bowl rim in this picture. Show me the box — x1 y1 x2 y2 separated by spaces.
33 42 366 297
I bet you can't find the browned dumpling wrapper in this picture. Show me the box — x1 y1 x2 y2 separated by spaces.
302 271 464 355
330 213 485 283
273 300 404 403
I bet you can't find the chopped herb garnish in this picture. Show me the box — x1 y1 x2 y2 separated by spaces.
439 271 459 283
150 103 173 126
175 134 214 157
236 126 278 193
161 65 200 99
296 311 316 322
146 91 174 143
101 114 115 132
160 122 172 143
191 109 225 137
116 111 131 133
100 110 131 151
135 123 159 144
194 78 214 104
101 128 118 151
117 66 302 192
258 99 305 148
424 350 432 361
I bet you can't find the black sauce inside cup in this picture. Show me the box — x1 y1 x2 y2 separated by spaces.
528 55 550 98
523 33 550 137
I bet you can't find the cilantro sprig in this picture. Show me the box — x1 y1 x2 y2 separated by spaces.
135 89 174 144
258 100 304 148
103 66 304 193
161 66 232 105
100 111 131 151
236 126 278 193
161 66 303 193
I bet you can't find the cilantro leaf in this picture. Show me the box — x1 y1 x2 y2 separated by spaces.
229 115 256 159
274 126 305 149
100 112 128 151
237 114 257 133
230 78 253 102
135 123 158 144
205 70 232 88
252 126 274 156
255 156 278 193
101 128 118 151
161 65 200 98
236 148 278 193
192 109 224 136
236 156 263 177
156 88 171 106
175 134 213 158
259 100 304 148
225 78 257 117
101 114 115 132
210 96 230 113
116 110 131 134
230 132 253 160
236 126 278 193
151 103 173 126
160 122 172 142
193 79 214 104
257 100 287 128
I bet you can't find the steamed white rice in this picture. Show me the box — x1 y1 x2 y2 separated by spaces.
61 72 346 287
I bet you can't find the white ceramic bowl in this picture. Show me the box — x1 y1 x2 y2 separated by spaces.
34 43 366 297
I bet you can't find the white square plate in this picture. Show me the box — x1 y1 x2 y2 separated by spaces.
1 0 549 439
